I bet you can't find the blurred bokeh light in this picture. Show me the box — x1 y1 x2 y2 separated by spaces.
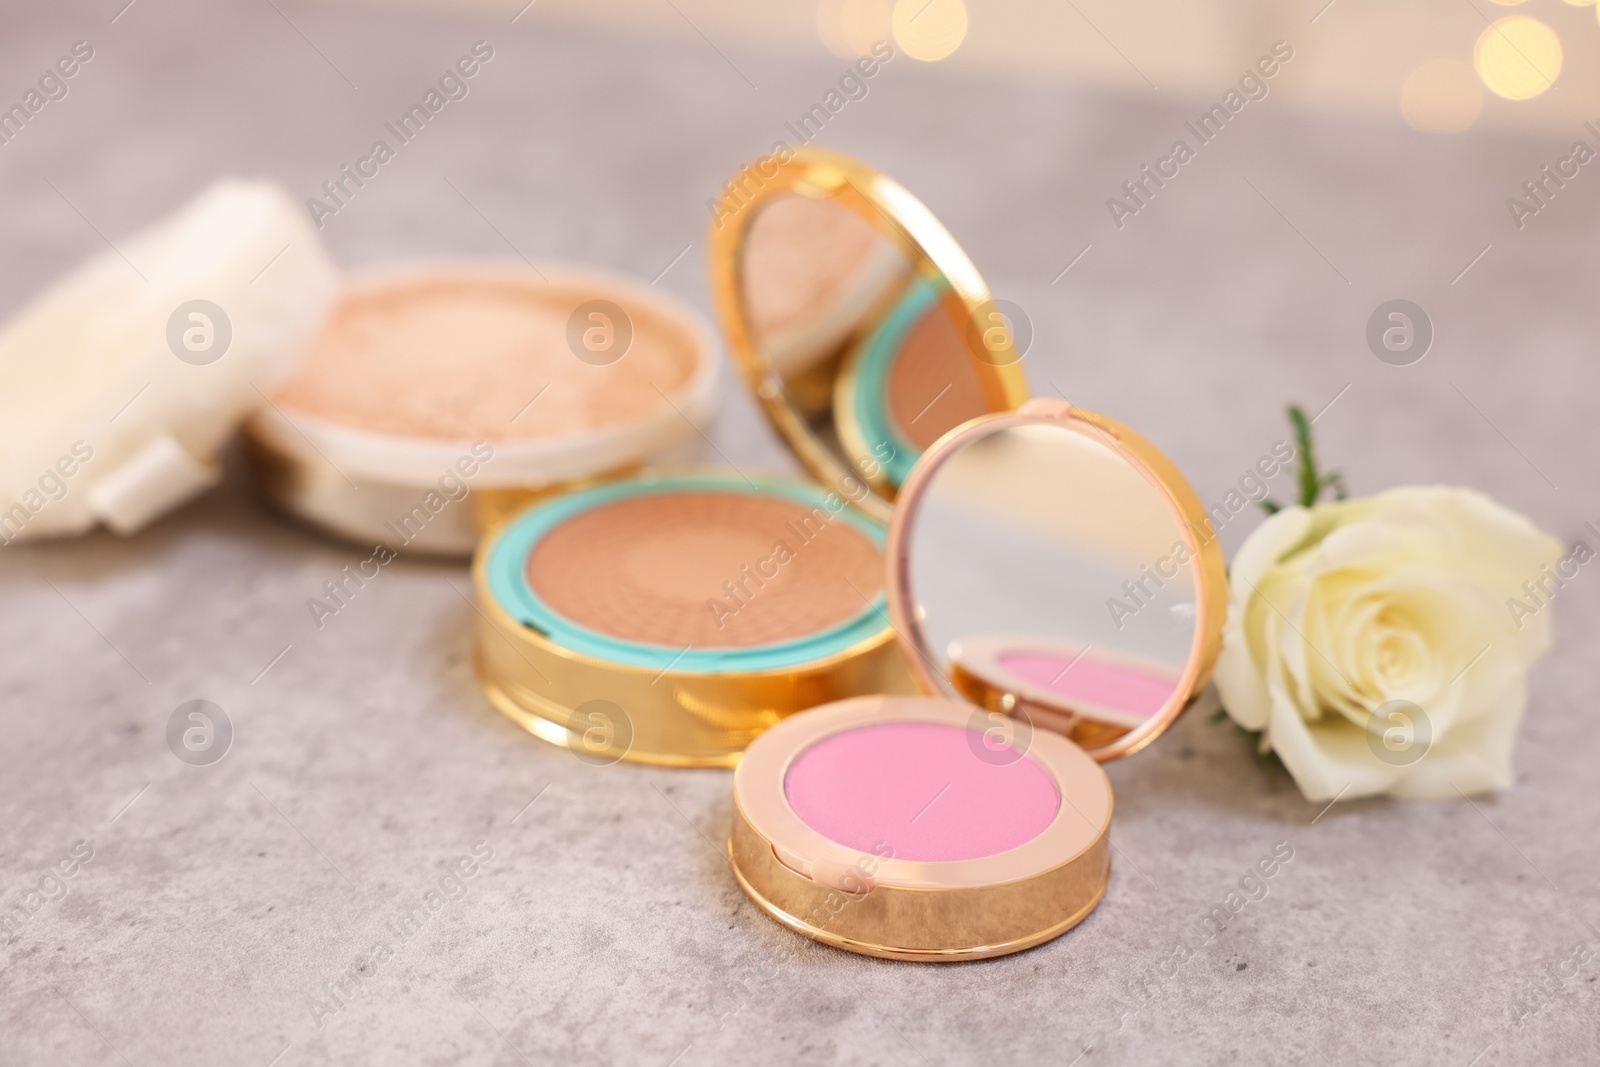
1474 16 1563 100
1401 57 1485 132
817 0 894 58
891 0 968 62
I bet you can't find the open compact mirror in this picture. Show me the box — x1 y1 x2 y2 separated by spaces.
728 398 1225 960
711 148 1031 522
891 397 1226 760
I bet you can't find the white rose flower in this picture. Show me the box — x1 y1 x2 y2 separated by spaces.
1214 486 1562 802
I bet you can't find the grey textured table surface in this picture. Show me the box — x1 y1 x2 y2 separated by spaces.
3 2 1598 1064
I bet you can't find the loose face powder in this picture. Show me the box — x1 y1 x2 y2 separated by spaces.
783 721 1061 862
487 473 891 671
272 273 703 440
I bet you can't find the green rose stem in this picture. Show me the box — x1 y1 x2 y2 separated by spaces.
1262 403 1347 513
1213 403 1348 772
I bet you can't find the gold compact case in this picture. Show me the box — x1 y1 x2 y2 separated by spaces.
729 398 1227 960
472 147 1033 767
244 262 721 556
708 146 1031 522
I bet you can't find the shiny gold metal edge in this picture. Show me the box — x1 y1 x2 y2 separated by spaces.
474 652 741 769
727 800 1112 961
470 521 918 767
728 857 1109 962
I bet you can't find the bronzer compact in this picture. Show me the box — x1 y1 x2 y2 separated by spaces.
472 148 1032 766
704 152 1228 960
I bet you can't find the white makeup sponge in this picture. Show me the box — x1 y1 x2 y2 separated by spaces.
0 179 339 542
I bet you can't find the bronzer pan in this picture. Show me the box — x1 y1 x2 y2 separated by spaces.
728 398 1228 960
474 148 1034 766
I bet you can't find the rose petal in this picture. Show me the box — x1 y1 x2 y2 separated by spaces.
1215 506 1313 731
1389 675 1526 798
1266 686 1402 801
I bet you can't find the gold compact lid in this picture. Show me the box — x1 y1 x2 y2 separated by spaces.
882 397 1227 761
708 147 1030 525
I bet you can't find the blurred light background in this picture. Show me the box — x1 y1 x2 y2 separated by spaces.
341 0 1600 132
5 0 1597 547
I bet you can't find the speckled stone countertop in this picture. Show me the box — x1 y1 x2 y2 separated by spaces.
2 2 1597 1064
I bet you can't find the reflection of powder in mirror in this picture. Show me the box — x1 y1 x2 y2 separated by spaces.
999 650 1175 718
526 491 882 649
784 722 1060 862
886 303 987 449
274 276 699 440
741 195 890 350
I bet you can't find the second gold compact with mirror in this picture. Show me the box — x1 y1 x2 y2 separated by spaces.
728 397 1225 960
473 148 1033 766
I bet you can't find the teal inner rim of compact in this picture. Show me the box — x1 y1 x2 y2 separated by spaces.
487 472 889 673
849 275 945 488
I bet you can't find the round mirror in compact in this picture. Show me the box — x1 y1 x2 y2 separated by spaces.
891 397 1226 761
729 398 1225 960
710 148 1031 523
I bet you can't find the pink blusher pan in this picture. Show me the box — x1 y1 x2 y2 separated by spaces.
782 722 1061 862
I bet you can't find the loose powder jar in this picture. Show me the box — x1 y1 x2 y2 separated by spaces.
727 398 1227 960
245 263 719 555
473 471 914 766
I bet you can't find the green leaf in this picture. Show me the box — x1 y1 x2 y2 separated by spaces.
1260 497 1283 515
1280 403 1347 509
1287 404 1318 508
